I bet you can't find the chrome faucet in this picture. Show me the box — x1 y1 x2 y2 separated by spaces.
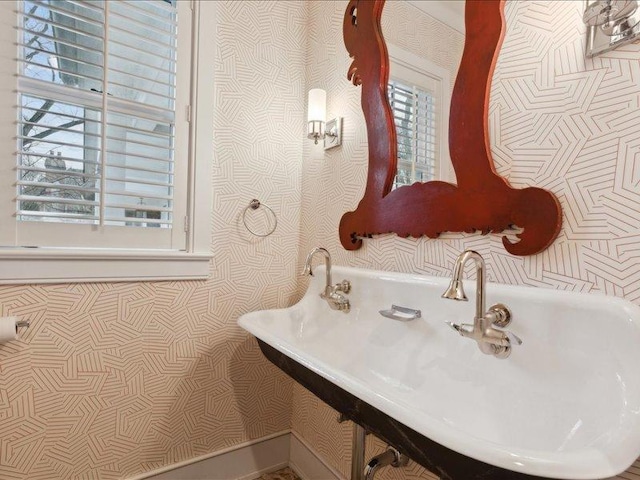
442 250 522 359
302 247 351 313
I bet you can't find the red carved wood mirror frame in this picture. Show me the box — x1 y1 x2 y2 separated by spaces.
339 0 562 256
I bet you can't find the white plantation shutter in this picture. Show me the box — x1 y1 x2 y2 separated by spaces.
388 79 438 189
14 0 189 249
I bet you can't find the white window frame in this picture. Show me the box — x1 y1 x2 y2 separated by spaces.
0 0 214 284
387 44 454 184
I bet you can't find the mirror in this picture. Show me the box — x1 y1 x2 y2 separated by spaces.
382 0 465 186
339 0 562 256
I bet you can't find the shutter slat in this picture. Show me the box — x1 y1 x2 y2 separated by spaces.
105 216 171 227
17 195 99 207
18 210 99 221
18 181 99 195
21 106 101 127
18 136 102 153
20 157 101 171
104 147 172 164
106 204 171 213
105 128 172 149
107 79 175 105
105 120 172 140
105 176 173 189
104 190 172 202
106 163 172 176
19 165 101 181
18 122 102 141
106 96 174 120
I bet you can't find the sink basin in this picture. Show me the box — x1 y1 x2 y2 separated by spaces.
238 265 640 479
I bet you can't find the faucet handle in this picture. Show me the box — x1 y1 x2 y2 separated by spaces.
503 330 523 346
335 280 351 294
487 303 511 327
446 321 461 333
446 321 474 336
491 329 523 359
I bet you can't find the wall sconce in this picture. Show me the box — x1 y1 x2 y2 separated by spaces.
584 0 640 56
307 88 342 150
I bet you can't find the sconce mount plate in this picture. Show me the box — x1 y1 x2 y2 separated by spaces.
585 0 640 57
324 117 343 150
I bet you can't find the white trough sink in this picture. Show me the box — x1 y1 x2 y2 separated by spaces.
238 265 640 479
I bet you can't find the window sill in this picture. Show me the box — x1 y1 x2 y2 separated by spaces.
0 248 211 284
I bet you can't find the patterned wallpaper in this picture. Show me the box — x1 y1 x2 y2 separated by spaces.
2 1 640 479
0 1 306 478
295 0 640 479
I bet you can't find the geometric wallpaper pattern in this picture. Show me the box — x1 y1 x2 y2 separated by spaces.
296 1 640 479
2 0 640 479
0 1 306 478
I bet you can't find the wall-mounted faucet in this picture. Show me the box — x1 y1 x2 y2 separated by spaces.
442 250 522 359
302 247 351 313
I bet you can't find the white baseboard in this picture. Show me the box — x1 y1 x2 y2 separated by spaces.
124 429 344 480
289 431 344 480
127 431 290 480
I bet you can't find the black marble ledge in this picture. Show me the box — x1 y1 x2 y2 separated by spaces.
257 340 560 480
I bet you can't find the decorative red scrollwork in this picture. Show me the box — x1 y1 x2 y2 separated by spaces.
339 0 561 256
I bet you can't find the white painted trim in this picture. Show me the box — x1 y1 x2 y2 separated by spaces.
0 249 211 284
188 0 214 256
0 1 19 247
406 0 465 34
126 430 290 480
289 430 344 480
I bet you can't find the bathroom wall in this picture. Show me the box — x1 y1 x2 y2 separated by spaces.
0 1 307 478
296 1 463 478
297 0 640 478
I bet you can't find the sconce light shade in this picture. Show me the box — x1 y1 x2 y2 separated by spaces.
307 89 326 145
307 88 326 122
307 88 342 149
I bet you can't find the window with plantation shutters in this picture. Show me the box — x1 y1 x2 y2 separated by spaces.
388 79 437 188
386 45 452 190
10 0 190 250
0 0 213 283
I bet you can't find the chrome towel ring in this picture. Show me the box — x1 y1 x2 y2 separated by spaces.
242 199 277 237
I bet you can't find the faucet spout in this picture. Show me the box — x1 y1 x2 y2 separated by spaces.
441 250 485 322
302 246 332 290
